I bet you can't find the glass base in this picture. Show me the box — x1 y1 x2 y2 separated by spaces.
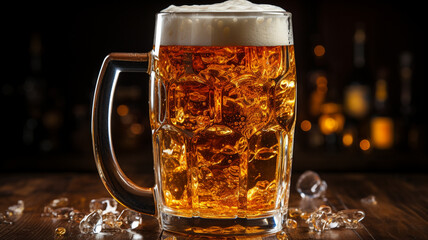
160 212 284 235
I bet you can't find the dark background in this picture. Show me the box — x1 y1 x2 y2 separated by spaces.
1 0 426 175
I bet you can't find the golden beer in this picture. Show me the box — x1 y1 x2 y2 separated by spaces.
151 45 296 218
93 3 297 233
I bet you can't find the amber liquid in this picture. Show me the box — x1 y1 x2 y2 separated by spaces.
151 45 296 219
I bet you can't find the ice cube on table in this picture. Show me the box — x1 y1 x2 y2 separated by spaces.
42 197 69 216
305 205 338 232
286 219 297 229
102 212 121 232
89 198 118 215
288 207 302 218
336 209 365 229
6 200 24 216
0 212 13 224
49 197 69 208
296 170 327 198
306 209 328 232
79 211 103 234
69 210 86 223
361 195 378 205
117 209 142 230
2 200 25 223
50 207 74 219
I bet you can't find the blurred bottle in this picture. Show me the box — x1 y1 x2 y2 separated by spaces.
318 100 345 150
370 69 394 150
304 35 329 149
343 23 372 151
396 52 419 151
308 36 328 118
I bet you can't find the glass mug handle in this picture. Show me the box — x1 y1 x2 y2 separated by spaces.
91 52 156 215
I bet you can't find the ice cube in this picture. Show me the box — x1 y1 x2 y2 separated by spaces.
296 170 327 198
300 211 311 220
69 210 86 223
3 200 25 223
117 209 142 230
288 207 302 218
89 198 117 215
317 205 332 214
286 219 297 229
336 209 365 229
51 207 74 219
302 204 366 232
102 212 121 232
0 212 12 224
49 197 69 208
306 205 339 232
361 195 377 205
6 200 24 216
42 197 69 217
79 211 103 234
326 213 341 229
306 210 328 232
276 231 289 240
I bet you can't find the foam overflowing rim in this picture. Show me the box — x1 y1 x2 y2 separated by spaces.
153 10 293 47
156 11 291 16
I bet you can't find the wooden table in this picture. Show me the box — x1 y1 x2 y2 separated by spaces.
0 172 427 240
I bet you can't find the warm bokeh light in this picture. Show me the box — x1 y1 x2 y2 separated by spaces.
359 139 371 151
130 123 144 135
375 79 387 102
371 117 394 149
318 103 345 135
314 44 325 57
310 91 325 116
320 117 337 135
300 120 312 132
117 104 129 117
316 76 328 93
316 76 328 86
342 133 354 147
344 86 370 119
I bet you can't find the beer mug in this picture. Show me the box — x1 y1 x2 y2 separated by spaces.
92 1 297 235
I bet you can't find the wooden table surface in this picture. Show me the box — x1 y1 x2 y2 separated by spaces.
0 172 427 240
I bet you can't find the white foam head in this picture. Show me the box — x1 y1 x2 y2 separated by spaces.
156 0 293 46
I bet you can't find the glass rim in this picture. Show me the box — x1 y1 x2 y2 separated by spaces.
156 11 292 17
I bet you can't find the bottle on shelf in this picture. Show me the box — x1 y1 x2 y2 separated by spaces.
343 23 373 151
396 52 420 151
304 34 329 149
370 68 394 150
